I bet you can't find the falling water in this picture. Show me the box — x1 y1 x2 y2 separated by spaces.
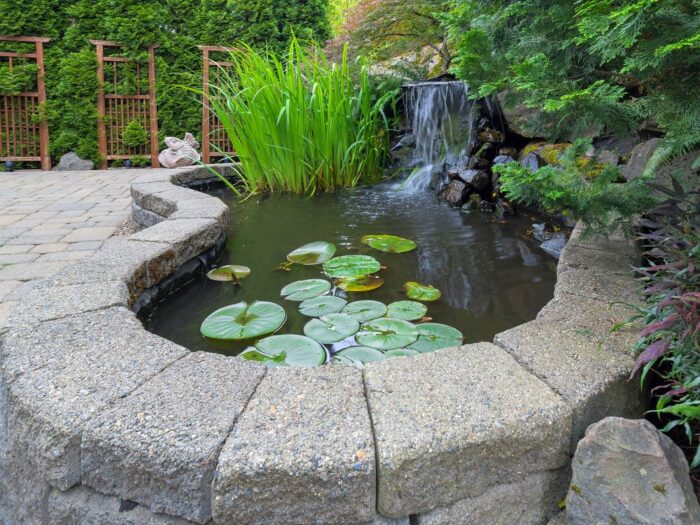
395 81 478 193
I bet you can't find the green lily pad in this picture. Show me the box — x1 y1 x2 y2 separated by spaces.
384 348 421 358
335 346 386 364
342 300 388 322
200 301 286 341
355 318 419 350
386 300 427 321
207 265 251 282
303 313 360 344
335 275 384 292
404 281 442 302
408 323 464 353
281 279 331 301
238 348 287 367
361 234 416 254
255 334 327 366
287 241 336 265
299 296 347 317
322 255 381 279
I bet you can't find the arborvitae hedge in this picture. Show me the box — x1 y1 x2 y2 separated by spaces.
0 0 331 164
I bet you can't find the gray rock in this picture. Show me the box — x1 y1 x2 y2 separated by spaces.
621 138 662 181
391 132 416 150
364 343 571 517
497 91 541 138
5 316 186 490
48 485 193 525
363 516 410 525
130 218 222 266
567 417 700 525
547 510 567 525
417 468 570 525
453 168 491 193
494 317 642 449
82 352 266 524
492 154 515 165
521 151 546 170
438 179 468 206
53 152 94 171
594 148 619 167
132 203 167 228
212 366 375 525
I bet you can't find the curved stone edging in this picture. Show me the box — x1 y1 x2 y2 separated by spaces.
0 165 644 525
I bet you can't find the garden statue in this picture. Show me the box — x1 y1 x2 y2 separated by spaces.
158 133 201 168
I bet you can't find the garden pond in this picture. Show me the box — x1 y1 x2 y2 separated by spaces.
147 184 558 365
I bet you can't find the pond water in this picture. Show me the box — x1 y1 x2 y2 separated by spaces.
146 185 558 358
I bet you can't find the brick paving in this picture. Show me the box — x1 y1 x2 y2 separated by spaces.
0 168 141 324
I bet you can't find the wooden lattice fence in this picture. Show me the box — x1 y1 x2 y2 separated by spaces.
0 35 51 170
199 46 236 164
92 40 159 169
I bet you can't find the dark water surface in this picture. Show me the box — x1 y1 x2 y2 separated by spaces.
147 186 558 356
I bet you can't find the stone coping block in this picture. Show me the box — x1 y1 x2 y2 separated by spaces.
555 265 640 304
5 315 186 491
416 468 570 525
558 239 638 275
82 352 266 524
494 319 643 448
130 218 222 266
364 343 572 518
212 365 376 525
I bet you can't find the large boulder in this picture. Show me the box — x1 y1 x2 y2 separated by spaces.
567 417 700 525
53 151 94 171
496 91 542 138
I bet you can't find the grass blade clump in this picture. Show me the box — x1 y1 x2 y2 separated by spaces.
207 38 395 195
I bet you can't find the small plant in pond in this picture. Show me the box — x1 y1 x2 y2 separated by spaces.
202 37 398 195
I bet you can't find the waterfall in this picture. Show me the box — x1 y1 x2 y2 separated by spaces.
395 81 477 193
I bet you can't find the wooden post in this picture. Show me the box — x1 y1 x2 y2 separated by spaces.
94 42 108 169
147 45 159 168
201 48 210 164
35 39 50 170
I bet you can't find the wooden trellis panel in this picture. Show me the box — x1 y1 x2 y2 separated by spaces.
0 35 51 170
199 46 236 164
91 41 159 169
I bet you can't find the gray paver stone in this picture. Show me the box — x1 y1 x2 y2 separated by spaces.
363 343 571 517
130 218 222 266
82 352 266 524
212 365 376 525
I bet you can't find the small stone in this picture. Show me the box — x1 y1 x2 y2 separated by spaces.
567 417 700 525
53 152 94 171
438 180 468 206
492 154 515 165
521 152 546 170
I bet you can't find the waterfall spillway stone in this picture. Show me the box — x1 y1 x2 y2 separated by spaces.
397 81 477 193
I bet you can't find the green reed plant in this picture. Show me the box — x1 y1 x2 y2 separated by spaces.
206 38 396 195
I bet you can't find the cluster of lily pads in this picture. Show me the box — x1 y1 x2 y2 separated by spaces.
200 235 462 367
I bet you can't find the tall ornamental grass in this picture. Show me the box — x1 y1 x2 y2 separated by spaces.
207 39 395 195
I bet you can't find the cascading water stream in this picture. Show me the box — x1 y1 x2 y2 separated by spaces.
394 81 478 193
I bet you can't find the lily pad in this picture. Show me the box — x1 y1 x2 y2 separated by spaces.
287 241 336 265
386 300 427 321
335 274 384 292
281 279 331 301
342 300 388 322
404 281 442 302
323 255 381 279
303 313 360 344
361 234 416 254
408 323 463 353
355 318 419 350
200 301 286 341
384 348 421 358
207 265 251 282
335 346 386 364
255 334 326 366
239 348 287 367
299 296 347 317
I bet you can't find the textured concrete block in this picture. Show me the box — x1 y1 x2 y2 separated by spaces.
212 365 375 525
364 343 571 517
47 486 193 525
82 352 266 524
555 266 640 304
169 198 229 229
132 185 210 217
494 319 643 448
130 219 221 266
558 240 638 275
5 322 186 490
417 468 570 525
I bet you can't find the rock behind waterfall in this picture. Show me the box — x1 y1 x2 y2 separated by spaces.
567 417 700 525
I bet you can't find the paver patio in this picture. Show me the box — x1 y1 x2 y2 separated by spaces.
0 169 140 325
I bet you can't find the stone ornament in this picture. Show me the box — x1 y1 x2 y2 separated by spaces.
158 133 201 168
